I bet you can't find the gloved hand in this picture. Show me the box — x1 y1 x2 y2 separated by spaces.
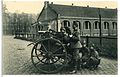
67 43 70 46
69 35 73 37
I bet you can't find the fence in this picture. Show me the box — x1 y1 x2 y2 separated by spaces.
81 36 117 59
14 32 117 59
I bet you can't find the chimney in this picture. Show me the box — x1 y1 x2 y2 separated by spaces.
105 6 107 8
72 3 74 6
51 2 53 4
44 1 49 8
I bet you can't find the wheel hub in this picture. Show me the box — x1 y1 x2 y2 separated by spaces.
46 52 52 58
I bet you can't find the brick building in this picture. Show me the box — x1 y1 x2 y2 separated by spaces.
34 1 117 37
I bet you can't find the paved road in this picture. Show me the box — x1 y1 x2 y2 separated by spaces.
2 36 118 75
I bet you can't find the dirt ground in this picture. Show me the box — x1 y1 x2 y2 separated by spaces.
2 36 118 75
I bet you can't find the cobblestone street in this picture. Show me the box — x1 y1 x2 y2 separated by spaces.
2 36 118 75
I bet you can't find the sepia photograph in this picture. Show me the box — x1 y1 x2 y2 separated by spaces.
2 0 118 75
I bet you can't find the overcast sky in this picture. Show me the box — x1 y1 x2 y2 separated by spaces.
3 0 117 14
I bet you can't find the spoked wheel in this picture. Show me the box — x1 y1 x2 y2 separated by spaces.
31 38 68 74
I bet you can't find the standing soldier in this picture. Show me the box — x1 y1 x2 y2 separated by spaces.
69 25 82 73
58 27 69 44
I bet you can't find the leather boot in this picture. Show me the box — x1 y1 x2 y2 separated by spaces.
69 60 77 74
77 60 81 70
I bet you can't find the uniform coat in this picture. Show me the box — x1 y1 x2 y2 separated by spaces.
70 31 82 49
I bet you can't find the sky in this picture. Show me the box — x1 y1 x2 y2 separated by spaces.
3 0 117 14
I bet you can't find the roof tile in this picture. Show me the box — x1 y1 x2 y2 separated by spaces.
49 4 117 18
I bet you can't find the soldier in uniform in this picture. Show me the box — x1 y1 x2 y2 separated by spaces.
59 27 70 44
69 26 82 73
80 40 91 68
88 45 101 70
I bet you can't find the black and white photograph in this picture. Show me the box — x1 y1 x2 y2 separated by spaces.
2 0 118 75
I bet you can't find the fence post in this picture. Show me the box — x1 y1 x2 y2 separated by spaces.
100 36 102 46
86 36 89 47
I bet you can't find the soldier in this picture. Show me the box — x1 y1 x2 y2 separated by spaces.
80 40 91 68
88 45 101 70
59 27 70 44
69 26 82 73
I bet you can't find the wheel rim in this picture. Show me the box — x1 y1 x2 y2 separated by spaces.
31 38 68 73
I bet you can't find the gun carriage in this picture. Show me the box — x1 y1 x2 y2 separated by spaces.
31 29 100 74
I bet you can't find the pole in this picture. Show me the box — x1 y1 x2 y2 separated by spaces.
98 8 102 46
86 36 89 47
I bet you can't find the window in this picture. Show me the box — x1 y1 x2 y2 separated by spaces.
112 22 117 30
41 26 43 30
79 24 81 29
38 25 40 31
104 22 109 29
63 20 70 27
94 21 100 29
84 21 91 29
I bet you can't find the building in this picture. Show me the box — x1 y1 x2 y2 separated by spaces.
34 1 117 38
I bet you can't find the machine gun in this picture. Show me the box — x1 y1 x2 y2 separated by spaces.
30 26 101 74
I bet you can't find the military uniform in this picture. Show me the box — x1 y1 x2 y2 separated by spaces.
70 30 82 60
81 46 90 63
88 48 100 69
58 27 70 44
69 29 82 73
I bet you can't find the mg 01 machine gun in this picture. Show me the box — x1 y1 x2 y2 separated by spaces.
30 28 101 74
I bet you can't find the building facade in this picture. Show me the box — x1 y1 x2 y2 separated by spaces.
36 1 117 37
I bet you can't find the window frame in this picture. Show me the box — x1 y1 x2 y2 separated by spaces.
84 21 91 30
104 22 109 30
112 22 117 30
63 20 70 28
94 21 100 30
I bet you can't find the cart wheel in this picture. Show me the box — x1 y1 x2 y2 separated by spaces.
31 38 68 74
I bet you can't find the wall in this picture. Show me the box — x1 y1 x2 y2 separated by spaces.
37 5 57 22
59 17 117 36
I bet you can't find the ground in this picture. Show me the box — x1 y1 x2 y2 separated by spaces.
2 36 118 75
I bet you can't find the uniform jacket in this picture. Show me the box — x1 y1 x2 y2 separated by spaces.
55 32 69 44
70 31 82 49
90 48 100 59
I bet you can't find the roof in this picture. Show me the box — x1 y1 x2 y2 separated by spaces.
48 4 117 18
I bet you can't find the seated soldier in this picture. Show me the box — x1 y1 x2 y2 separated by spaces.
88 45 101 70
80 40 91 68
